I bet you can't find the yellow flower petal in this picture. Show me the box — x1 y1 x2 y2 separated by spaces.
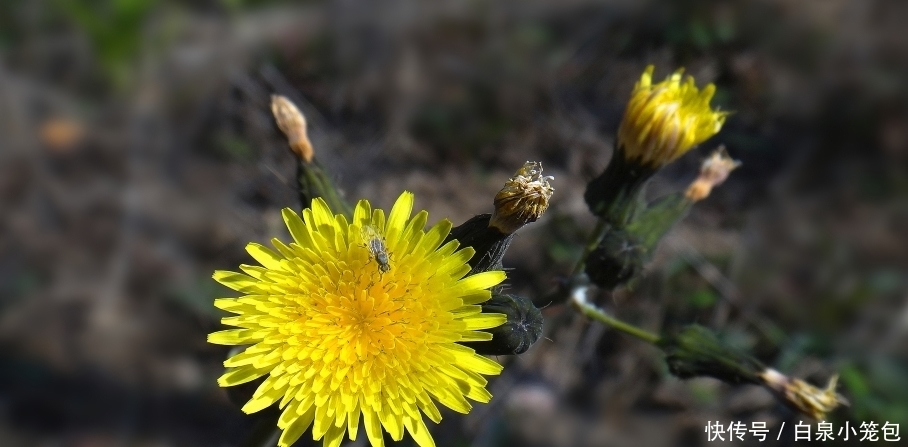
463 313 507 330
385 191 414 246
278 405 316 447
405 415 436 447
246 242 283 270
451 270 506 295
212 271 262 293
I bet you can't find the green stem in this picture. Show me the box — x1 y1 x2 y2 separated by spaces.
572 287 662 345
297 158 353 217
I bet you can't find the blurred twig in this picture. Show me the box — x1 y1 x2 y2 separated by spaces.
664 236 788 346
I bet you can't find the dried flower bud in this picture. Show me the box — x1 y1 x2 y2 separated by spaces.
461 294 544 355
685 146 741 201
490 161 554 234
271 95 314 162
759 369 849 420
446 162 552 276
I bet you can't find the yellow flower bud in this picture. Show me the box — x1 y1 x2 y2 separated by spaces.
618 65 727 167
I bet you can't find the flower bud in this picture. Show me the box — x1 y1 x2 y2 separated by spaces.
618 65 727 168
271 95 314 163
658 325 765 385
685 146 741 202
461 294 544 355
270 95 351 216
759 369 849 420
583 151 655 225
584 228 647 290
490 161 554 234
585 65 727 223
447 161 553 274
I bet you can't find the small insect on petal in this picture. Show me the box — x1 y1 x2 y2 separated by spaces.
362 224 392 274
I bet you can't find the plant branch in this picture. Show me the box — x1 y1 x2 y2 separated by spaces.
570 284 661 345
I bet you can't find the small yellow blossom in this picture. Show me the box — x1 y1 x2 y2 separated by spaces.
618 65 727 167
209 192 507 447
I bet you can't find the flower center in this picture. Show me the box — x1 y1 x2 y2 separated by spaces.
290 246 439 375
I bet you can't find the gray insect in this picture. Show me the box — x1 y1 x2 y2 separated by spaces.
361 224 391 273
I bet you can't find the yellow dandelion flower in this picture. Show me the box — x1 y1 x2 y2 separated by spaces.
208 191 507 447
618 65 727 167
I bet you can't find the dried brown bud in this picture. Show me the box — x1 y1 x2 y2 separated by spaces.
490 161 554 234
684 146 741 201
759 369 849 420
271 95 314 162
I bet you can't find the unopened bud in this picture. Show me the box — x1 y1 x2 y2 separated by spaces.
684 146 741 201
659 325 765 385
584 228 647 290
490 161 554 234
461 294 543 355
271 95 314 162
759 369 848 420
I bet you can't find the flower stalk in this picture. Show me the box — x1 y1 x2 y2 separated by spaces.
570 283 661 345
271 95 352 216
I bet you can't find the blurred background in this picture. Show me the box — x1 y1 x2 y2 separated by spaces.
1 0 907 446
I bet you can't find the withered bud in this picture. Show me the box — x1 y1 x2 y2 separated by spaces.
271 95 314 162
759 369 849 420
461 294 544 356
490 161 554 234
684 146 741 202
